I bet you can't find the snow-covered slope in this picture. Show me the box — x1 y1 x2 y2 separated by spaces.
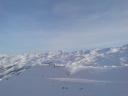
0 66 128 96
0 44 128 96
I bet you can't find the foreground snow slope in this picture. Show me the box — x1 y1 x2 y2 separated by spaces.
0 66 128 96
0 44 128 96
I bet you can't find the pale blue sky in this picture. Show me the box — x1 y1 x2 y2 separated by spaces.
0 0 128 54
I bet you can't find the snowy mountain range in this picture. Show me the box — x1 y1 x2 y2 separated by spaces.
0 44 128 81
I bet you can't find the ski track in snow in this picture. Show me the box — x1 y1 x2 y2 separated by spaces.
48 77 111 83
48 77 128 84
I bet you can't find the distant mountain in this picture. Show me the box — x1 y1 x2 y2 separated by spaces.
0 44 128 80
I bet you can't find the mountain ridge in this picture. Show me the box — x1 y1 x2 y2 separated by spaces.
0 44 128 81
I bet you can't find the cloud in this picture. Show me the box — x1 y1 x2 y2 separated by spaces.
47 12 128 49
60 31 126 48
52 0 110 18
0 0 128 53
47 0 128 51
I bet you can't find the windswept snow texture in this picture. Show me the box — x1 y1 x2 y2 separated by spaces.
0 44 128 96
